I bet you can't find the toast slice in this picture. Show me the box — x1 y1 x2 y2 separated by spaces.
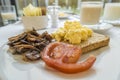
80 33 110 53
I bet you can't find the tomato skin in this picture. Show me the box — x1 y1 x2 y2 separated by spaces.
42 42 96 74
43 55 96 73
42 42 82 63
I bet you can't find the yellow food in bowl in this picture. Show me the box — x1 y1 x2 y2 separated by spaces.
52 21 93 44
23 4 42 16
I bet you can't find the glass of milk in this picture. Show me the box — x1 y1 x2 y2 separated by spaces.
0 5 17 25
103 3 120 21
80 1 103 25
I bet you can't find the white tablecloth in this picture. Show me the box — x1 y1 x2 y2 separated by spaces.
0 21 120 80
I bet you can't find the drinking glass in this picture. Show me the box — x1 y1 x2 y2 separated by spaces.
80 0 103 25
47 0 60 28
103 3 120 21
47 5 60 28
0 5 17 25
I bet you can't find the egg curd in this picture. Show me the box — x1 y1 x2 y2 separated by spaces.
52 21 93 44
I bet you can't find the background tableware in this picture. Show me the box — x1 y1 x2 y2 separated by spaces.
103 3 120 21
22 16 48 31
0 5 17 25
85 23 113 33
80 1 103 25
47 5 60 28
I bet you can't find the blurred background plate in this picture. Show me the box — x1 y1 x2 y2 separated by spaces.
103 20 120 26
84 23 113 33
58 12 69 19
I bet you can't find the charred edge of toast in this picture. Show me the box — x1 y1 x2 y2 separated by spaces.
81 37 110 53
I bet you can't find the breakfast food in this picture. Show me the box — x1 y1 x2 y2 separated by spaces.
52 21 93 44
52 21 109 53
7 20 109 74
42 42 96 73
23 4 46 16
22 4 47 31
80 33 109 53
7 29 52 61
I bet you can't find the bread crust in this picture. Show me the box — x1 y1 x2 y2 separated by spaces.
79 33 109 53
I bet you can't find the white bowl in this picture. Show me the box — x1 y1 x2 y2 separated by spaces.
22 16 48 31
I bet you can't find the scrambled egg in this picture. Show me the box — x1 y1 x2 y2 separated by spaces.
52 21 93 44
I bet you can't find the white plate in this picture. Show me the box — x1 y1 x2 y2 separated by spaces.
0 29 120 80
84 23 113 33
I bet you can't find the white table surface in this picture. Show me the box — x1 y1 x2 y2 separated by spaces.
0 20 120 80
